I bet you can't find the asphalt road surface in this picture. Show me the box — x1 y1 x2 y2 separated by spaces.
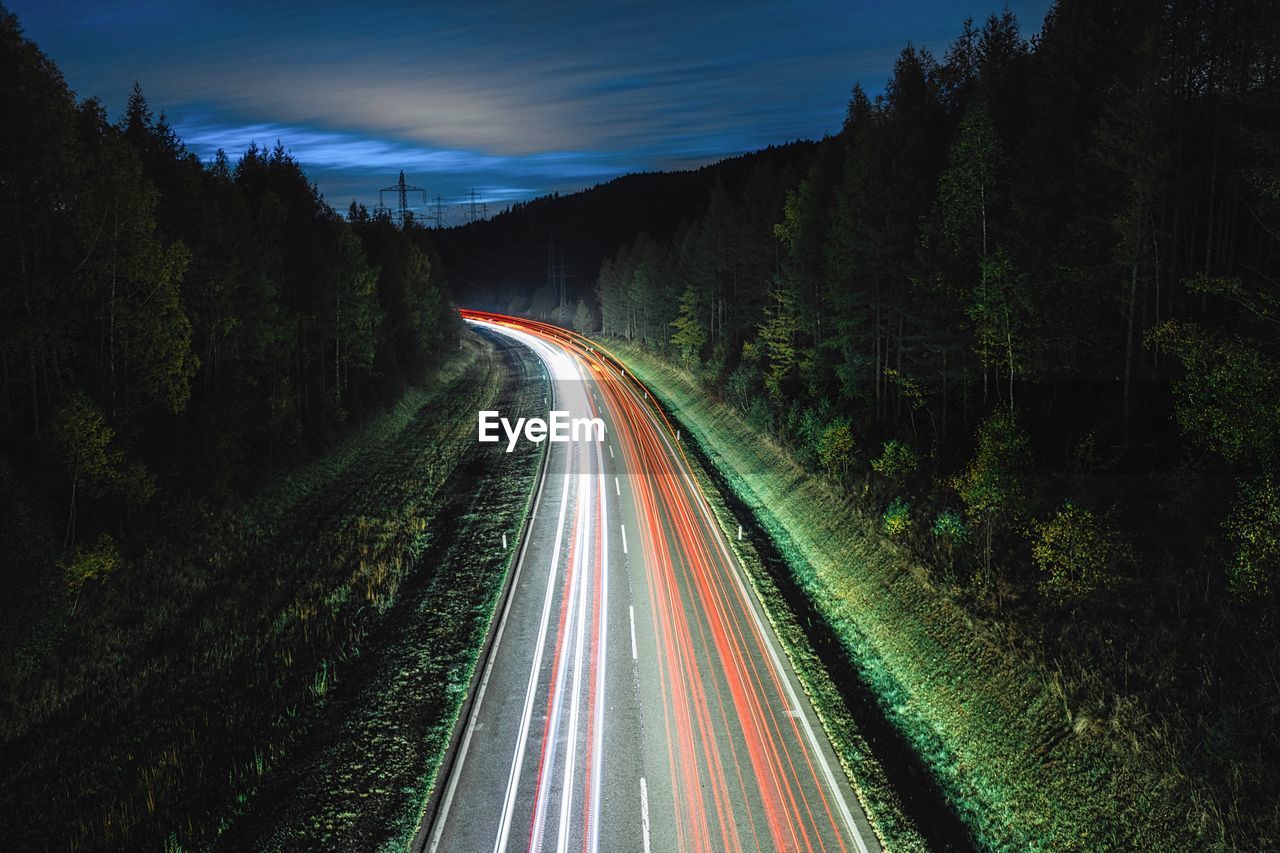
420 312 880 853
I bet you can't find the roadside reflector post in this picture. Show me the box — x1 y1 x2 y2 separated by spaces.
737 525 743 541
676 429 680 442
502 532 508 550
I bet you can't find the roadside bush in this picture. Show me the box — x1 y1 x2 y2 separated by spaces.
953 409 1030 588
871 438 920 486
727 363 760 412
819 420 856 483
932 508 972 545
1030 501 1130 605
796 403 832 467
1225 476 1280 599
932 508 971 581
746 396 772 434
882 497 912 537
64 533 122 613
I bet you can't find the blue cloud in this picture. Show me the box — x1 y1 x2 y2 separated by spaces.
9 0 1056 212
177 122 632 178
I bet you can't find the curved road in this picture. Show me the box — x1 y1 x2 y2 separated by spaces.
419 312 879 853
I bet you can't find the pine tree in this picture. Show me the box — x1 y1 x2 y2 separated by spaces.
573 297 595 334
670 283 707 366
953 408 1030 598
937 100 1001 256
759 285 799 399
968 247 1034 407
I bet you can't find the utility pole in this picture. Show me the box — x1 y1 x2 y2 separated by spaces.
547 233 563 316
377 171 426 228
547 232 571 322
547 232 556 301
558 255 569 313
462 190 489 224
431 194 446 229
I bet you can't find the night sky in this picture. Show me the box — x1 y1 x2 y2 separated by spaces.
11 1 1053 222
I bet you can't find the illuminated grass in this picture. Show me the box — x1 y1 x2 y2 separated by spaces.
0 334 543 850
218 332 547 849
606 341 1202 851
675 417 929 852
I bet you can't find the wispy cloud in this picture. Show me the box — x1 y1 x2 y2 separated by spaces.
177 121 632 178
9 0 1055 209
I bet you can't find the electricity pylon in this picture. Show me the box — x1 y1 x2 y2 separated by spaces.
378 171 426 228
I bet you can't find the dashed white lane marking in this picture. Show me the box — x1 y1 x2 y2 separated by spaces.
615 476 621 497
640 777 651 853
620 523 628 555
629 605 638 660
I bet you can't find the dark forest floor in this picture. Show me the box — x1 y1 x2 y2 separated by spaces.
608 339 1279 852
0 331 544 850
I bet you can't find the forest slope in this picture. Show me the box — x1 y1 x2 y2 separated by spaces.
0 333 544 850
609 341 1212 850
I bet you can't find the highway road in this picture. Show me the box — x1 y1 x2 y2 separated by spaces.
420 312 880 853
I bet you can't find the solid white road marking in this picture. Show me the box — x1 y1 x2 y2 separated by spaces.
698 480 871 853
456 321 871 853
639 777 651 853
425 413 554 853
529 480 586 847
621 369 873 853
589 439 609 853
556 473 592 853
629 605 637 661
492 469 574 853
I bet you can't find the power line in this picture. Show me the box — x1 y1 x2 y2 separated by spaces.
547 232 571 314
376 171 426 228
464 189 490 224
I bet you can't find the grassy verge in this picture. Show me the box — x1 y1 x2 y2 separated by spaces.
674 409 931 852
0 332 540 850
215 330 547 849
606 340 1200 851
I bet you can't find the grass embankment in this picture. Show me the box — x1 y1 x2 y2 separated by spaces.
607 341 1198 851
217 330 546 849
0 331 544 850
670 409 932 852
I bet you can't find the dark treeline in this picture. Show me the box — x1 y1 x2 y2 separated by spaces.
439 141 817 325
0 9 455 576
597 0 1280 842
